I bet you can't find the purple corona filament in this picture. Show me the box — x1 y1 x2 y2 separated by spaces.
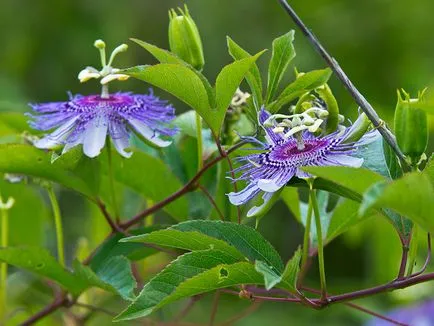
28 90 177 158
228 108 377 217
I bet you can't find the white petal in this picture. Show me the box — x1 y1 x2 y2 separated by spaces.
228 184 260 205
112 136 132 158
34 116 78 149
257 179 282 192
326 154 364 168
83 115 108 158
128 119 172 148
62 134 84 155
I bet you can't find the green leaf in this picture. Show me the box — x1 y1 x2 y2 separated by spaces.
130 38 186 65
278 248 302 293
213 52 265 135
302 166 385 196
0 112 31 136
89 227 161 271
268 68 332 113
74 256 136 300
227 36 263 107
109 150 188 220
131 39 215 107
424 154 434 186
115 259 263 321
0 144 94 197
356 137 412 237
115 249 247 321
0 247 86 296
170 220 284 272
121 228 244 261
0 179 49 247
326 199 379 243
360 173 434 233
255 260 282 290
281 187 301 221
383 139 403 179
123 64 213 131
266 31 296 103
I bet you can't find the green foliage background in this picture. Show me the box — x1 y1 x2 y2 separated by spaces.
0 0 434 325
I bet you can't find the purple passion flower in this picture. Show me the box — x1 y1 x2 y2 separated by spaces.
28 90 177 158
228 109 377 217
365 300 434 326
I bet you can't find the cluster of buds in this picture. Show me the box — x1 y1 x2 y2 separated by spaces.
78 40 130 97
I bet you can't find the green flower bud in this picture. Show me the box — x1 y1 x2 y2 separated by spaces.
168 5 205 70
316 84 340 134
394 89 428 161
343 113 371 144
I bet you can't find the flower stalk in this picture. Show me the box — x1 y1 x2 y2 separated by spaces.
46 184 65 267
195 112 203 171
309 181 327 301
0 195 14 321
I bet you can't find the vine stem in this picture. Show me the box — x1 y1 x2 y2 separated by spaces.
46 184 65 267
309 182 327 301
120 140 246 229
299 194 313 285
0 202 9 321
276 0 409 170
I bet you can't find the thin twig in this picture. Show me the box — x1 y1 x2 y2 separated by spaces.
198 184 225 221
20 296 68 326
24 141 247 324
276 0 409 170
302 287 408 326
74 302 116 317
121 140 246 229
96 199 128 235
397 244 410 280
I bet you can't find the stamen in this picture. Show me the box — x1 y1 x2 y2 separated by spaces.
94 39 107 67
107 44 128 67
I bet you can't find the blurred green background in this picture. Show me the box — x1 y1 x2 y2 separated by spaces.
1 0 434 325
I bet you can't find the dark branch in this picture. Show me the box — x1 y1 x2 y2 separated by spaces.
276 0 409 170
198 184 225 221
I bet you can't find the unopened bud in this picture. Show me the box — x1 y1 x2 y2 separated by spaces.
168 5 205 70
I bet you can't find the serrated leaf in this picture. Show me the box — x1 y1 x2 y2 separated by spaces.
255 260 281 290
123 64 213 131
213 52 265 135
227 36 263 107
73 256 136 300
278 248 302 293
115 259 263 321
0 247 86 296
268 68 332 113
89 227 161 271
169 220 284 272
108 150 188 220
266 31 296 103
115 249 245 321
121 229 244 261
131 39 215 107
0 144 94 197
360 174 434 233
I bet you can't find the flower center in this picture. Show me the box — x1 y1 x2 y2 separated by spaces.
269 139 328 162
